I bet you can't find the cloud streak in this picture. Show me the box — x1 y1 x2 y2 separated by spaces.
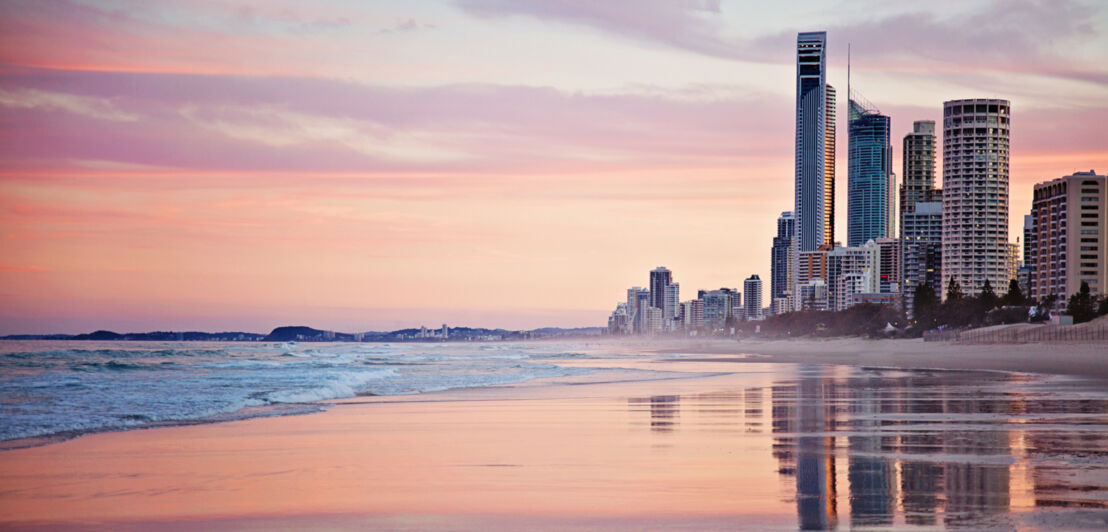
0 67 792 174
455 0 1108 85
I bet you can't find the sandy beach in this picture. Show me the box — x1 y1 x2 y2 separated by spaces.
647 336 1108 380
2 340 1108 530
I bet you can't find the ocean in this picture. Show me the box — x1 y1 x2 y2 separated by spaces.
0 340 596 444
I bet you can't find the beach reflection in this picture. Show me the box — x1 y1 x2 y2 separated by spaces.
632 365 1108 530
628 395 680 432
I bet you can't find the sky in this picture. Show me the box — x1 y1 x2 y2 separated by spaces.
1 0 1106 334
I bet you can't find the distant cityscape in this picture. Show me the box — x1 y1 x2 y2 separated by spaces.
607 31 1106 336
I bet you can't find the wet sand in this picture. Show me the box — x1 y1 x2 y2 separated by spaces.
2 347 1108 530
645 337 1108 381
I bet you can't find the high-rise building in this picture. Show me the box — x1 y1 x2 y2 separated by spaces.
771 211 796 302
795 245 830 311
607 303 630 335
1019 213 1034 297
875 238 901 294
825 86 837 246
627 287 651 334
847 93 894 246
900 121 938 219
730 291 745 321
826 242 879 311
682 299 704 330
797 247 830 289
1022 214 1033 267
798 279 829 311
649 267 672 310
699 288 739 331
663 282 680 329
626 287 643 332
646 307 665 334
899 120 939 315
744 275 763 320
941 99 1011 296
1029 170 1107 303
794 32 832 253
902 201 943 317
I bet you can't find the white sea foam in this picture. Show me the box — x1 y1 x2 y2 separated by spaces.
0 340 601 442
265 368 396 403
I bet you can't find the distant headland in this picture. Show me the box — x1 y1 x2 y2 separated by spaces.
0 325 605 342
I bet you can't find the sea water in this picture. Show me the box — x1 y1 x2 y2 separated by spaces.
0 340 596 443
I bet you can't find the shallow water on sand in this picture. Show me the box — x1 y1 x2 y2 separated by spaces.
1 349 1107 530
743 364 1108 529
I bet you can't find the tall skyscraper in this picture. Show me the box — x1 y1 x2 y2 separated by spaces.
794 32 832 253
744 275 763 320
901 121 938 220
771 211 796 302
824 86 837 246
649 267 672 310
847 92 893 246
1029 171 1106 303
941 99 1011 296
900 120 939 314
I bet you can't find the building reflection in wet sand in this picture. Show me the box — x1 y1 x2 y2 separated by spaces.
771 366 1108 529
628 395 680 432
795 371 838 530
631 364 1108 529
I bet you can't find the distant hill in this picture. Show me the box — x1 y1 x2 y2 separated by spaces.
2 325 604 342
73 330 124 340
2 330 265 341
0 334 75 340
263 326 354 342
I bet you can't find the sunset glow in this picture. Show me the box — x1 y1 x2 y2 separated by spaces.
2 0 1106 333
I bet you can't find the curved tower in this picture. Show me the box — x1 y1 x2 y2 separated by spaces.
941 99 1011 296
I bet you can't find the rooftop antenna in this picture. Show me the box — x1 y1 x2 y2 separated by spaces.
847 42 851 103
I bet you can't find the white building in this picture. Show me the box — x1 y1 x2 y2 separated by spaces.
941 99 1011 297
826 241 878 311
682 299 704 330
663 282 680 330
798 279 829 311
646 307 665 335
607 303 630 335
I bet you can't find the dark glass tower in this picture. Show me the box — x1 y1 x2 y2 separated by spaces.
771 211 796 300
649 267 671 310
794 32 830 253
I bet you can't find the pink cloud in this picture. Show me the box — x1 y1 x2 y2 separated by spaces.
0 67 793 174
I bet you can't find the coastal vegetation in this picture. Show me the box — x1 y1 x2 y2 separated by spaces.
746 279 1108 339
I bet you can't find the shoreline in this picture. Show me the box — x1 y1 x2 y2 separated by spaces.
2 342 1108 529
638 336 1108 383
4 337 1106 451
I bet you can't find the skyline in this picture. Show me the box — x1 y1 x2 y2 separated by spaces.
2 1 1108 333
